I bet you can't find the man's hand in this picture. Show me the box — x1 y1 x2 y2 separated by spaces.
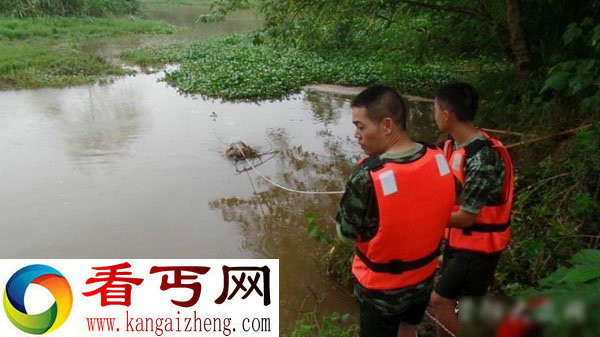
448 209 476 229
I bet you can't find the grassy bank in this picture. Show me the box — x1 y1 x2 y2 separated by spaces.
0 0 142 17
0 16 173 88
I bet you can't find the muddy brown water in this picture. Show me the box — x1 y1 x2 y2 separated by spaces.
0 2 442 330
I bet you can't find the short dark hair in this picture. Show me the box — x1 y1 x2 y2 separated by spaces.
351 85 407 130
434 82 479 122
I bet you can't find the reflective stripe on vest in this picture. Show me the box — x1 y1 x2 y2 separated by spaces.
443 131 514 254
352 146 455 291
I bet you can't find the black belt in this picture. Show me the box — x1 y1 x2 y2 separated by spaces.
355 242 440 274
462 222 510 235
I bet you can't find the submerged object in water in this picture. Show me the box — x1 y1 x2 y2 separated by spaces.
225 141 257 160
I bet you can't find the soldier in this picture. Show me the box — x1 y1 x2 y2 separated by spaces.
430 82 514 337
336 85 455 337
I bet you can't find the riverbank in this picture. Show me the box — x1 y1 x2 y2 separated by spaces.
0 16 173 88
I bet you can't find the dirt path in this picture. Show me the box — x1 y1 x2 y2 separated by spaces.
305 84 433 102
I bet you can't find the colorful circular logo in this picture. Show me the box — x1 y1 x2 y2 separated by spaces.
3 265 73 334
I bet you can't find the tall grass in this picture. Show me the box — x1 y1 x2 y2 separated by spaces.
0 0 141 17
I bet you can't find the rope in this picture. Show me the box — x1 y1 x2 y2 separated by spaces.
234 144 345 195
425 311 457 337
505 123 593 149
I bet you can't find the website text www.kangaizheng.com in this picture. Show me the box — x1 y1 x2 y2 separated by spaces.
85 311 272 336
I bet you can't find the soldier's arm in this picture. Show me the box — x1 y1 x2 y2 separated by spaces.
335 167 376 243
448 147 501 229
448 210 476 228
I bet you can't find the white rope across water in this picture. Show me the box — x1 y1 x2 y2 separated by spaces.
235 143 345 195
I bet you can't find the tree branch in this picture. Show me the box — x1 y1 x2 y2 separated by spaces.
395 0 508 34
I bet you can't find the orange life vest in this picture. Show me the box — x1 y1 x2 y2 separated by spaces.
443 131 514 254
352 145 455 291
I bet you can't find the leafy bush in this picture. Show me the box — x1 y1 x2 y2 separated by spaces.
515 249 600 337
535 249 600 295
498 124 600 289
541 18 600 113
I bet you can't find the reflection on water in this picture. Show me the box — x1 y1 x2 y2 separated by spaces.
56 86 144 162
407 100 443 144
81 3 259 61
144 3 260 42
305 91 346 124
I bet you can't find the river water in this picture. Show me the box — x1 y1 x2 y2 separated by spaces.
0 2 440 329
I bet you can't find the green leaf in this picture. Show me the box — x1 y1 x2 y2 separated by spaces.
308 221 320 237
570 249 600 265
306 211 316 224
560 265 600 284
581 92 600 112
563 22 583 45
568 71 593 94
592 24 600 47
559 60 578 71
539 266 569 287
541 71 571 93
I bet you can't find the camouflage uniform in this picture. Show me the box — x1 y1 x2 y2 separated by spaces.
336 143 434 316
457 133 505 215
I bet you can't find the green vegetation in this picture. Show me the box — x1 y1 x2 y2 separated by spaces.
143 0 210 5
530 249 600 298
517 249 600 337
307 212 354 287
123 34 399 99
0 0 175 88
284 313 358 337
0 0 142 17
0 16 172 40
0 40 128 88
499 125 600 290
0 16 173 88
122 32 479 99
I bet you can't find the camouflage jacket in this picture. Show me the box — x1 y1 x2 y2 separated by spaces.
454 133 505 215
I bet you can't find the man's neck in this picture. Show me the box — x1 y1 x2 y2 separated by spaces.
383 133 417 155
450 123 480 145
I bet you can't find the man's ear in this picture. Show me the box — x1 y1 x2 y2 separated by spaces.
382 117 395 135
443 109 452 123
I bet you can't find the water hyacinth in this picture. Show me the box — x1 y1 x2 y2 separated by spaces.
124 34 457 100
